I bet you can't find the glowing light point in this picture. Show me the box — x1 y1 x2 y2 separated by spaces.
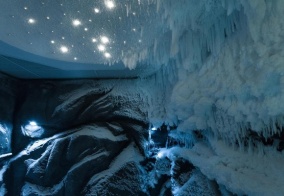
92 38 97 43
105 0 115 9
84 28 88 31
23 121 43 138
94 8 100 13
50 40 55 44
74 57 77 60
101 36 109 44
98 44 106 51
104 52 111 58
60 46 69 53
151 127 157 131
28 18 36 24
46 16 50 20
29 121 37 126
72 19 82 27
157 152 163 159
24 7 28 10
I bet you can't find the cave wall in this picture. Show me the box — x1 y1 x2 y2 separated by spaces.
0 75 225 196
4 78 150 195
11 79 150 153
0 73 17 156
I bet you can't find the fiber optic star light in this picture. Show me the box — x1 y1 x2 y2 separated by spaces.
0 0 162 78
94 8 100 13
98 44 106 51
101 36 109 44
72 19 82 27
60 46 69 53
104 52 111 58
105 0 115 9
27 18 36 24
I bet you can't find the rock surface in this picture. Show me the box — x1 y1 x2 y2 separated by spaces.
0 73 17 156
0 76 228 196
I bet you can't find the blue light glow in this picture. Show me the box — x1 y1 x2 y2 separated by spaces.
29 121 37 126
22 121 44 138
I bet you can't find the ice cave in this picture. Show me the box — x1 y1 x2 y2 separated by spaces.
0 0 284 195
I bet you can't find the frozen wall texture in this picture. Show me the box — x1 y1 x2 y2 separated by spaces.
144 0 284 195
1 0 284 195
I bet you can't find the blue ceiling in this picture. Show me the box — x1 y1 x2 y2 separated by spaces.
0 0 162 79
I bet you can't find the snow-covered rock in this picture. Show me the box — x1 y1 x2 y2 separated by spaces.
0 73 17 156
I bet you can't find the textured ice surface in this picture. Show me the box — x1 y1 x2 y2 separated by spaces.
1 1 284 195
142 0 284 195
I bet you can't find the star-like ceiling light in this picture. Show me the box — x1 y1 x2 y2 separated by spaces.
28 18 36 24
60 46 69 53
101 36 109 44
105 0 115 9
104 52 111 58
72 19 82 27
94 8 100 13
98 44 106 51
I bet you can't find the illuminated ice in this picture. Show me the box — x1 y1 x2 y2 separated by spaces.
22 121 44 138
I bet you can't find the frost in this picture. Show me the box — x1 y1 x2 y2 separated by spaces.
84 142 144 195
166 139 284 195
174 169 217 196
144 2 284 189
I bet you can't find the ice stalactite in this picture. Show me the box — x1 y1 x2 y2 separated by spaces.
137 1 284 195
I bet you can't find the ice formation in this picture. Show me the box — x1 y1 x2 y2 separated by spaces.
139 0 284 194
1 0 284 195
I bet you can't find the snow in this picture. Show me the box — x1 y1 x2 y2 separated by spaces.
0 153 12 159
111 1 284 194
84 142 144 194
132 0 284 195
2 1 284 195
173 169 217 196
164 139 284 195
133 0 284 139
120 0 284 141
71 124 127 142
21 124 128 196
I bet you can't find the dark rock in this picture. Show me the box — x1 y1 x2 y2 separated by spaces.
12 79 149 153
0 73 18 155
151 124 169 148
1 78 152 196
148 175 171 196
172 158 194 186
84 162 147 196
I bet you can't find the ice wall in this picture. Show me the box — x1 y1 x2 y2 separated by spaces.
128 0 284 141
1 0 284 195
135 0 284 195
127 0 284 139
